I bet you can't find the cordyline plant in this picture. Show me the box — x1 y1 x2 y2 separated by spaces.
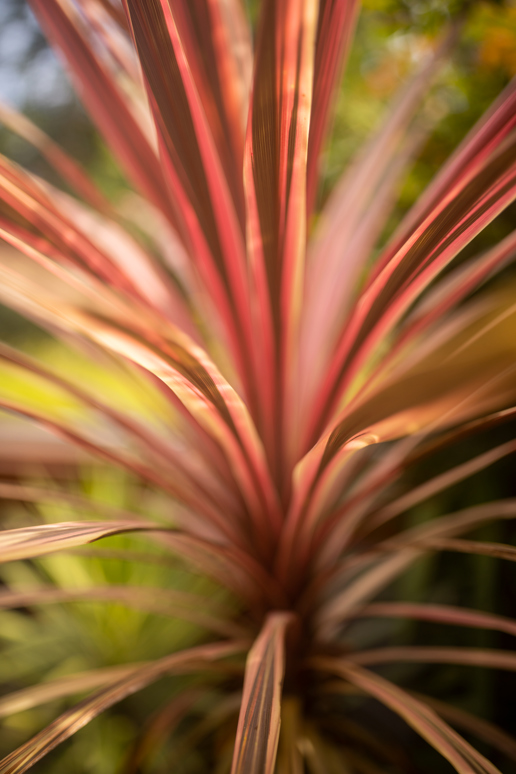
0 0 516 771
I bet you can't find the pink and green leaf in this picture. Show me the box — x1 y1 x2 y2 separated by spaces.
243 0 318 472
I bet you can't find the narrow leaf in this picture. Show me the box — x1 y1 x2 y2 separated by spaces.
28 0 177 225
0 100 112 215
315 659 501 774
306 0 360 214
167 0 251 219
0 521 155 564
319 403 516 559
369 438 516 531
231 612 294 774
301 25 456 421
425 538 516 563
309 123 516 441
352 646 516 672
0 665 143 718
356 602 516 639
373 77 516 283
318 500 516 633
0 395 234 537
124 0 256 400
67 311 281 540
278 350 516 588
0 641 246 774
244 0 318 472
413 693 516 763
0 342 234 522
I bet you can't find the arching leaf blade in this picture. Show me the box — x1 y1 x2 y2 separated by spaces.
0 641 246 774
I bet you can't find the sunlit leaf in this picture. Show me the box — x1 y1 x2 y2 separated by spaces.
28 0 177 224
0 521 156 564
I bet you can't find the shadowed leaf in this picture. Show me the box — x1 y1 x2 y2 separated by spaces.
412 693 516 763
315 659 501 774
0 641 246 774
356 602 516 639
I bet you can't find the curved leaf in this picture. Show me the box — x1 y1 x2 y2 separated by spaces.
318 500 516 632
425 538 516 563
0 641 246 774
0 100 112 215
355 602 516 639
352 646 516 672
309 122 516 441
28 0 177 225
413 692 516 763
315 658 501 774
0 521 156 564
0 665 144 719
0 585 245 638
368 438 516 533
